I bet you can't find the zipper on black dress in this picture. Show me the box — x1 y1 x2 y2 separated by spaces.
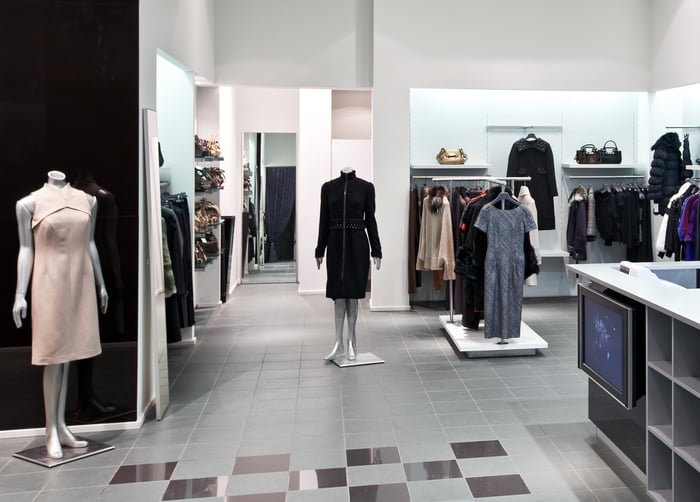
341 176 348 282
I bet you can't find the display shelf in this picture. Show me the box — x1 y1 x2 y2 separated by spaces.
674 384 700 465
195 187 224 194
673 320 700 380
648 433 672 500
561 162 641 169
648 490 672 502
540 248 569 258
649 361 673 379
676 377 700 399
194 190 222 308
674 453 700 502
649 426 673 448
648 309 672 371
411 163 492 169
649 369 672 435
195 156 224 162
676 446 700 473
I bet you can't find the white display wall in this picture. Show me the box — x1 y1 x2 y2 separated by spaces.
410 88 649 298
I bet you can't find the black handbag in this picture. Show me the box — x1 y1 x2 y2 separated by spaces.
575 144 601 164
600 140 622 164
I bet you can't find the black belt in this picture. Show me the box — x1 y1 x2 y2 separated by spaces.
329 218 365 230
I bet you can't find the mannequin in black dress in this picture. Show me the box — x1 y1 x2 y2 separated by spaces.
315 167 382 361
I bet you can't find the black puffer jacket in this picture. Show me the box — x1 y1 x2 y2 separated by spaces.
648 132 689 215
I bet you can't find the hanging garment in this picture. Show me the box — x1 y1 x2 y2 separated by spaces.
648 132 688 215
506 137 558 230
74 178 125 339
457 187 499 329
586 188 596 241
517 185 540 285
566 186 589 262
474 202 537 340
30 183 102 365
408 187 421 294
315 170 382 299
416 186 455 281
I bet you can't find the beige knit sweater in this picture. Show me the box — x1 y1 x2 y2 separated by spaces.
416 195 456 280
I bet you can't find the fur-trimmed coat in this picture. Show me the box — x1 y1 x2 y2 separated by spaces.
417 186 456 280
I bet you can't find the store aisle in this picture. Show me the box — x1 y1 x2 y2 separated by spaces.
0 284 649 501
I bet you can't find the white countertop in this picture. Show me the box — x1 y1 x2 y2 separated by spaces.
568 262 700 330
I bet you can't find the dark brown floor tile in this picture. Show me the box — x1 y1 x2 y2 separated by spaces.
349 483 411 502
288 467 347 490
451 440 507 459
466 474 530 498
232 454 290 475
163 476 229 499
224 494 286 502
403 460 461 481
346 446 401 467
109 461 177 484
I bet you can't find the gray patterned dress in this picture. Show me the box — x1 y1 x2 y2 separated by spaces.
474 203 537 339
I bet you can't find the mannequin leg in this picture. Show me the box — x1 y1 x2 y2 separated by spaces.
346 299 358 361
324 299 347 360
43 364 63 458
57 362 87 448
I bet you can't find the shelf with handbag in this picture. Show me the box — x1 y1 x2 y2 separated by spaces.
193 189 222 307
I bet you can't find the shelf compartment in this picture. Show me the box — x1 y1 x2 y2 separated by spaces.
674 453 700 502
648 433 672 499
674 384 700 469
649 361 672 379
648 309 672 370
648 368 672 442
410 163 492 170
649 426 673 448
561 162 641 169
673 320 700 381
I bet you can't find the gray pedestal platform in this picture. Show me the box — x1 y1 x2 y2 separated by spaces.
13 440 115 468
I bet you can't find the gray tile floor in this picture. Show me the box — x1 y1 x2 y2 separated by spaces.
0 284 650 501
242 261 296 284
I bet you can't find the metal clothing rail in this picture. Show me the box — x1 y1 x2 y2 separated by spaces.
567 175 645 179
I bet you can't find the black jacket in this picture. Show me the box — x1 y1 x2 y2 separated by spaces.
315 171 382 299
648 132 689 215
506 138 558 230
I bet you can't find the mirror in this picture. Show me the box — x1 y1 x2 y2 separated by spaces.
242 132 298 284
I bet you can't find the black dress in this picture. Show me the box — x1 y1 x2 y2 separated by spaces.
315 171 382 299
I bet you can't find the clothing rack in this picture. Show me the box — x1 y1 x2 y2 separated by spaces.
416 175 532 323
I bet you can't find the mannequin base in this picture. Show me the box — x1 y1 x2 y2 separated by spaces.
13 439 114 468
330 352 385 367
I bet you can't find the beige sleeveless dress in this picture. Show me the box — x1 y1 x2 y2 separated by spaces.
30 183 101 365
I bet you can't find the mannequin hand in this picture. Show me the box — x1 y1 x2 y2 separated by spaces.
373 257 381 271
98 286 109 314
12 294 27 329
316 257 323 269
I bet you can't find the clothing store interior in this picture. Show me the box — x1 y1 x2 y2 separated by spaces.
3 1 700 501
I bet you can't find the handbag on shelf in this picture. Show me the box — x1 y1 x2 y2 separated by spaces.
575 144 602 164
600 140 622 164
436 148 468 165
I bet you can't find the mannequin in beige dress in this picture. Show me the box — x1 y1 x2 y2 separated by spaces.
12 170 108 459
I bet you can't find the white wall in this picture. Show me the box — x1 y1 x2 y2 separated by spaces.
222 88 300 288
298 90 333 294
196 87 220 140
374 0 650 92
214 0 372 88
264 133 297 166
650 0 700 91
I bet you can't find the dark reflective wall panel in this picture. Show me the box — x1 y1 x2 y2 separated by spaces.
0 0 139 429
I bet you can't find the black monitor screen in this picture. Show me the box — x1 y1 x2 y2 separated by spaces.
583 295 624 392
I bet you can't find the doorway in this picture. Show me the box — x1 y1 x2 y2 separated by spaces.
242 132 297 284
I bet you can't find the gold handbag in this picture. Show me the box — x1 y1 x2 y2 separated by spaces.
436 148 468 165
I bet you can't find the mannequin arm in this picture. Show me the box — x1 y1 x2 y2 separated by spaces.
373 257 381 271
13 197 35 328
88 197 108 313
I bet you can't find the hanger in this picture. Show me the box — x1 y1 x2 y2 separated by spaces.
492 189 520 208
525 132 537 142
